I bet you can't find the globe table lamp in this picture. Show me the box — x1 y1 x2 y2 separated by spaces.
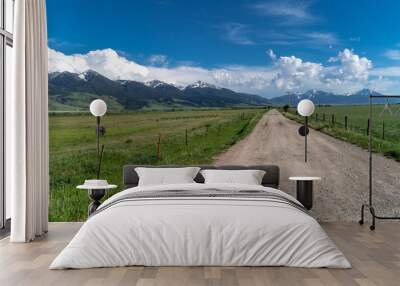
90 99 107 178
297 99 315 162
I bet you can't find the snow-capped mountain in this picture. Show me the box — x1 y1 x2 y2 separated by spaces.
48 70 270 110
78 70 105 81
145 80 171 88
270 89 386 105
186 80 219 89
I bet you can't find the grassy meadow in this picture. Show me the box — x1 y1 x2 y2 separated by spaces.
49 108 266 221
283 104 400 160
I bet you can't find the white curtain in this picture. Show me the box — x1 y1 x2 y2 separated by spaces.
8 0 49 242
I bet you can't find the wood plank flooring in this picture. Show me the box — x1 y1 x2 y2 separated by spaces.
0 222 399 286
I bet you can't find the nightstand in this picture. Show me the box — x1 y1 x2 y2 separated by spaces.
289 177 321 210
77 180 117 216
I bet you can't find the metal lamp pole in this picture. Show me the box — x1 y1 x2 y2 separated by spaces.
304 116 308 162
96 116 100 158
297 99 314 163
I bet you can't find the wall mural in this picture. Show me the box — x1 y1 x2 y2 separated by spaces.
46 0 400 226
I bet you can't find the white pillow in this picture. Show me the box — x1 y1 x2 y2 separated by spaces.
135 167 200 186
200 169 266 185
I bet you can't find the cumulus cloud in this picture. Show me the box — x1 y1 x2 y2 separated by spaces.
270 50 323 91
269 48 373 93
48 48 89 73
211 66 275 91
272 54 323 90
49 47 387 96
48 48 149 80
328 49 372 81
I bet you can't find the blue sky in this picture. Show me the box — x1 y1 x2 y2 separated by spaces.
47 0 400 97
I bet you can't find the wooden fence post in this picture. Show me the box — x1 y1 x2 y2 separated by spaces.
367 119 370 136
331 114 335 126
345 116 348 130
185 129 188 146
157 134 161 160
382 121 385 140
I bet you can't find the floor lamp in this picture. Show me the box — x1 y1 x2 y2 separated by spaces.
90 99 107 178
297 99 315 162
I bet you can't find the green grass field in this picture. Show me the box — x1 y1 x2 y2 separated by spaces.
49 108 266 221
282 104 400 160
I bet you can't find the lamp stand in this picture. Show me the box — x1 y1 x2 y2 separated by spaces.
305 116 308 162
96 116 100 178
96 116 100 158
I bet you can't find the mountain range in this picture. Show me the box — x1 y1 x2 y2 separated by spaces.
48 70 391 111
269 89 390 106
48 70 270 111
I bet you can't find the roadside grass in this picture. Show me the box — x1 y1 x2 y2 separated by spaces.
281 106 400 161
49 108 265 221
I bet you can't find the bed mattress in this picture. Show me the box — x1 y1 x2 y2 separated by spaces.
50 183 350 269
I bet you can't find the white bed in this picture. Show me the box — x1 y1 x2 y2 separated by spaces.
50 182 350 269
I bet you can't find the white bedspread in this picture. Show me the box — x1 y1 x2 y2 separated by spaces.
50 183 351 269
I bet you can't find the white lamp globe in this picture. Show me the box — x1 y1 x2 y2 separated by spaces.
90 99 107 117
297 99 315 117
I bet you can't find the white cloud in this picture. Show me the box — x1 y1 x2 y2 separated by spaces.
272 54 323 90
367 77 400 95
250 0 315 25
305 32 338 45
270 49 372 93
49 47 399 96
48 48 89 73
147 54 169 66
252 1 310 19
211 66 275 92
48 48 273 94
328 48 372 81
221 23 255 45
48 38 85 49
384 49 400 60
371 67 400 77
267 49 277 60
349 36 361 42
246 1 341 50
48 48 149 80
145 65 275 94
259 30 339 48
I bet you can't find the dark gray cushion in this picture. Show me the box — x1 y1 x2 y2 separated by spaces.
123 165 280 189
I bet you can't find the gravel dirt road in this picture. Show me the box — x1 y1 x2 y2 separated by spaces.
215 109 400 221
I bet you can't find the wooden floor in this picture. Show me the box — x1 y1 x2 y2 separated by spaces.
0 222 399 286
